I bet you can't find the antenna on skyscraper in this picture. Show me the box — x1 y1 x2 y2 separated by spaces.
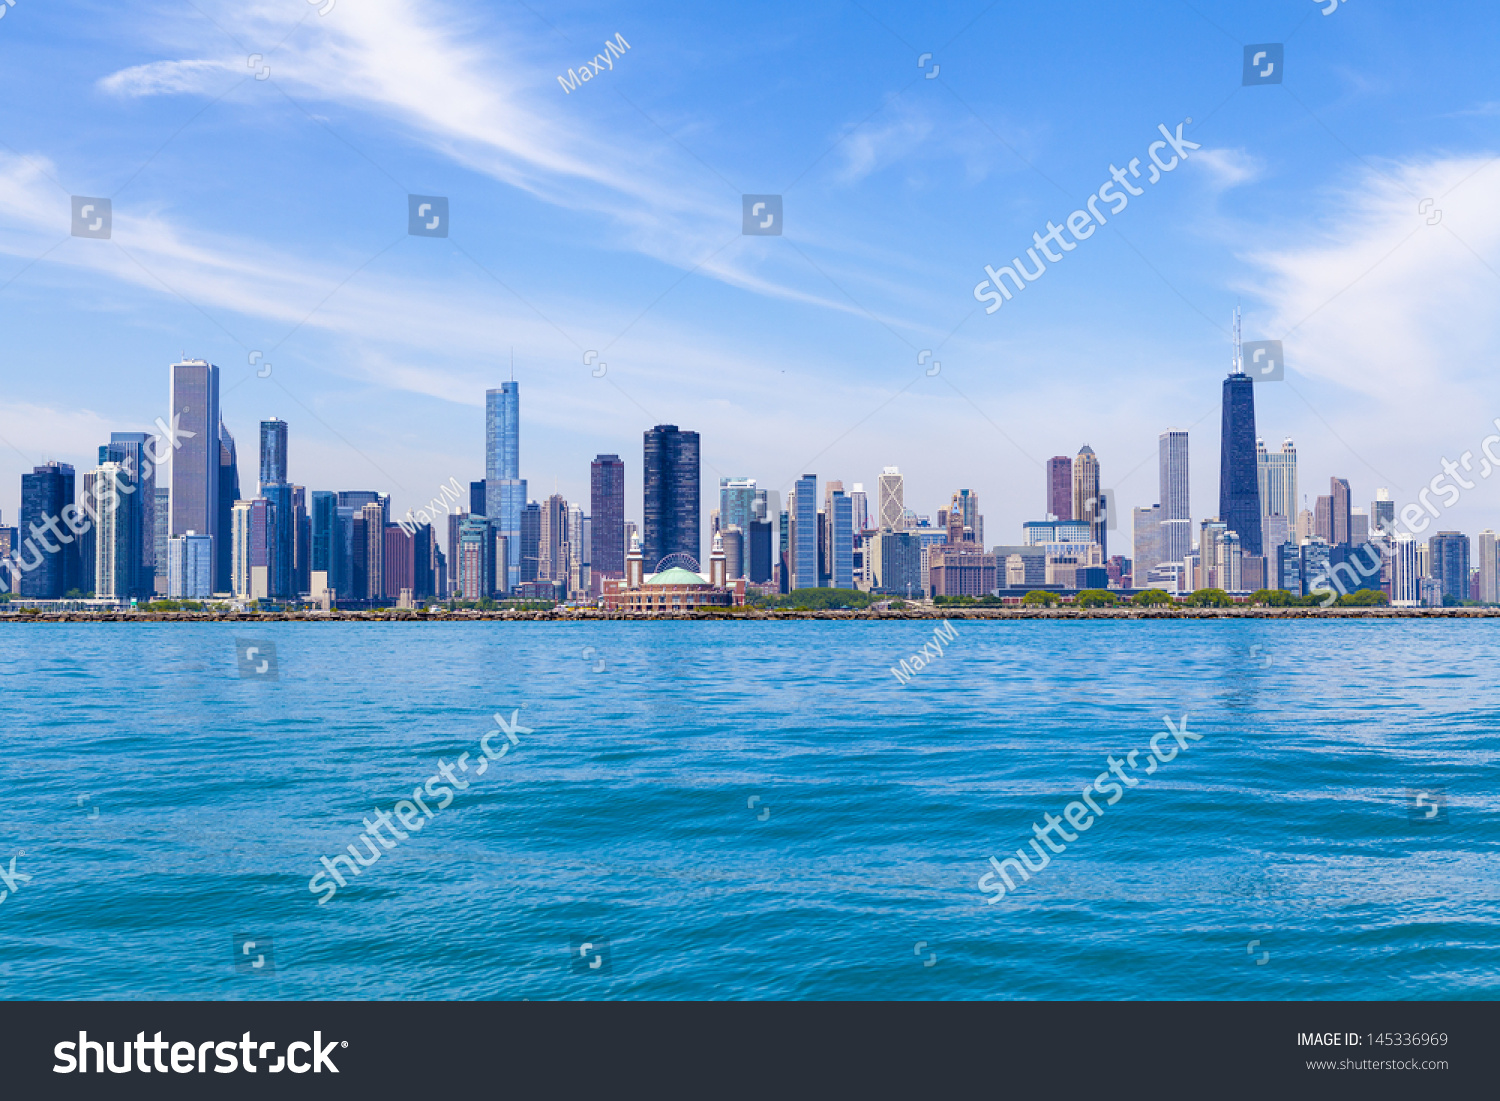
510 346 514 382
1231 305 1243 375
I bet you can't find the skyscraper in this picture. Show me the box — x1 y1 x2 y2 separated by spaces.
1257 436 1296 555
1218 321 1262 556
1314 495 1333 544
720 477 757 540
154 486 170 595
361 501 385 600
216 417 239 594
1072 445 1105 556
878 467 904 532
1371 489 1395 538
1477 529 1498 604
1158 430 1190 566
792 474 817 589
17 461 78 598
849 484 869 534
949 489 980 544
105 432 157 598
1047 456 1072 520
1133 504 1164 583
1330 477 1352 547
169 359 220 564
259 418 287 488
93 461 132 600
831 489 853 589
167 531 213 598
591 454 625 585
311 490 339 593
642 424 700 569
1429 531 1470 604
484 382 526 588
230 497 270 600
520 502 542 583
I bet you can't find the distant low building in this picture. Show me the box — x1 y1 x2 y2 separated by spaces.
601 532 743 613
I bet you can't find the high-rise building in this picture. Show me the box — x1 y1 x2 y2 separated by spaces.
791 474 817 589
1429 531 1470 604
831 490 853 589
258 418 287 489
642 424 700 569
748 519 773 583
216 418 239 594
1218 322 1262 556
1296 507 1315 545
154 486 170 595
590 454 625 586
457 515 493 600
484 382 525 588
169 360 220 571
1133 504 1164 583
721 477 757 542
77 470 98 595
1047 456 1072 520
1314 495 1333 543
263 482 294 599
1330 477 1352 547
168 531 213 598
1256 436 1296 555
1350 507 1369 545
292 485 310 595
538 494 568 583
230 498 270 600
1072 445 1105 557
868 531 922 596
1371 489 1395 539
93 462 132 600
311 490 338 595
1477 530 1498 604
721 526 745 580
104 432 157 598
361 501 385 600
17 461 78 598
877 467 905 532
1391 534 1419 606
849 484 869 533
948 489 980 545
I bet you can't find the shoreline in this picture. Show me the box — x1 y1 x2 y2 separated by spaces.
1 606 1497 622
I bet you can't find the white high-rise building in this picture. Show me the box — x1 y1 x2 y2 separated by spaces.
1133 504 1164 583
877 467 905 532
850 484 869 534
1257 437 1298 525
1391 535 1420 606
1477 529 1498 604
1158 430 1190 565
168 531 214 598
93 462 131 600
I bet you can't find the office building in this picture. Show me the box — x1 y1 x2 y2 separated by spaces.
1257 436 1296 555
928 544 997 597
457 515 493 600
103 432 157 598
642 424 700 569
17 461 78 598
791 474 817 589
259 418 287 488
1371 489 1395 539
720 477 757 544
591 454 625 586
1023 519 1091 546
361 502 385 600
484 382 526 588
169 360 220 573
230 498 270 600
831 489 853 589
1330 477 1352 546
520 502 542 583
167 531 213 598
216 418 239 593
154 486 170 594
868 531 922 596
878 467 905 532
1314 495 1333 543
1391 535 1419 606
948 489 980 545
263 482 294 599
1350 507 1369 546
721 526 745 581
1218 326 1262 555
92 461 132 600
1047 456 1072 520
1477 530 1498 604
1429 531 1470 604
1072 444 1105 556
1159 430 1190 565
311 490 338 596
1133 504 1164 582
849 484 869 533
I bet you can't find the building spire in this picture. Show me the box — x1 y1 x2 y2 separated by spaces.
1231 305 1243 375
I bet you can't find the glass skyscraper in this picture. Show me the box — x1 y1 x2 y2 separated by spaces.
259 418 287 489
1219 363 1262 557
1159 429 1191 566
169 360 220 550
591 454 626 582
216 417 239 594
17 461 78 597
792 473 817 589
642 424 700 570
485 383 525 588
831 489 853 589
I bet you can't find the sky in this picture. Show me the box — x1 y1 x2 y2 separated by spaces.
3 0 1500 555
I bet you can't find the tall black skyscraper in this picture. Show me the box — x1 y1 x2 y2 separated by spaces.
259 418 294 598
1219 319 1262 557
590 454 625 581
17 461 77 597
216 417 240 593
642 424 700 570
102 432 156 598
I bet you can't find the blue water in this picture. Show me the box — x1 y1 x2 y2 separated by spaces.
1 620 1496 1000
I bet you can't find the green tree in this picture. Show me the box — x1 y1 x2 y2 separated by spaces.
1132 588 1173 606
1337 589 1388 607
1074 589 1117 608
1184 588 1234 608
1250 588 1292 606
1021 590 1060 606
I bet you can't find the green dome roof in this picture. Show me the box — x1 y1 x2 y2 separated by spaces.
645 567 708 586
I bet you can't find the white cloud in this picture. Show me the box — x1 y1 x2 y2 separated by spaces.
98 59 234 98
1190 147 1263 191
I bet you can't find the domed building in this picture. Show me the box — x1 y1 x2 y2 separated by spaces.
601 532 745 613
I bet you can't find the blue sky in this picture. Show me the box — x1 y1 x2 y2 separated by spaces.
3 0 1500 550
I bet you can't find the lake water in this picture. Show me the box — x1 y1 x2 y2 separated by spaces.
1 620 1496 1000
